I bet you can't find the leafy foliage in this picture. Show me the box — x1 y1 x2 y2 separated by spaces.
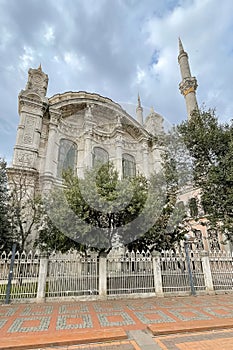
36 160 186 254
178 109 233 240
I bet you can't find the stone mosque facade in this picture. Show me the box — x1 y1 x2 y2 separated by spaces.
8 39 230 252
11 74 163 190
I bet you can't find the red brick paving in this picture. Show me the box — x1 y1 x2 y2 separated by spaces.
0 294 233 349
154 328 233 349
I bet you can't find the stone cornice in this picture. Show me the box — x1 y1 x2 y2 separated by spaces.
48 91 150 138
18 94 48 114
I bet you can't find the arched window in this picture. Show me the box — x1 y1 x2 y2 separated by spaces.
92 147 109 167
122 153 136 178
57 139 77 178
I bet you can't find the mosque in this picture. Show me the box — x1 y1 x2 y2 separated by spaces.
7 39 228 252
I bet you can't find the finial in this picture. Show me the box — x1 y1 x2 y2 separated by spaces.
38 63 42 71
137 93 141 108
150 106 155 113
178 37 184 54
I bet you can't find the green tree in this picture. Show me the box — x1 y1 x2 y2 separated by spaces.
178 109 233 240
36 160 186 254
7 170 43 252
0 158 13 252
126 137 188 253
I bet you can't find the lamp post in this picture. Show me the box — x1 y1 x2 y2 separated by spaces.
5 242 17 304
184 233 196 296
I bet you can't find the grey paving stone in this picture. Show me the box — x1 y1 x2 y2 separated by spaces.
129 330 162 350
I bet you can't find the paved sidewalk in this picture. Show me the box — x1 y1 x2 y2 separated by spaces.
0 294 233 349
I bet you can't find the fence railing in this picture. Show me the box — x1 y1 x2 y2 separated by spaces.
0 248 232 303
46 251 99 297
161 250 205 294
0 250 40 300
107 250 154 295
209 251 233 291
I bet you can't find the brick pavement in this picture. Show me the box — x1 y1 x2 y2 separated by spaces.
0 294 233 349
154 328 233 349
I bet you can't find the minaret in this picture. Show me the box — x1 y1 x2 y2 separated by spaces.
178 38 198 119
136 93 143 124
12 65 49 170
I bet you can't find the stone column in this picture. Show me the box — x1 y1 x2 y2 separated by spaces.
201 251 214 294
84 133 92 168
115 134 123 178
99 251 107 297
36 253 49 302
152 251 164 297
44 108 60 177
83 104 95 169
142 141 149 178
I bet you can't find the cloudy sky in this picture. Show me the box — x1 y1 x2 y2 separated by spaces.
1 0 233 162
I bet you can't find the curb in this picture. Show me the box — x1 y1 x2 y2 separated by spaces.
148 319 233 335
0 328 127 350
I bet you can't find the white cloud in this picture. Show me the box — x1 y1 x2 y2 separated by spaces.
136 65 146 84
0 27 12 50
44 26 55 42
1 0 233 160
63 52 86 71
19 46 35 71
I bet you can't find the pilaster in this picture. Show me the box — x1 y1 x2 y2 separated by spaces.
99 251 107 297
44 108 60 177
36 253 49 302
200 251 214 294
152 251 164 297
115 133 123 178
142 141 149 177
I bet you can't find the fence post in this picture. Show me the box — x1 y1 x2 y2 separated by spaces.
201 251 214 294
36 253 48 302
152 251 164 297
99 251 107 297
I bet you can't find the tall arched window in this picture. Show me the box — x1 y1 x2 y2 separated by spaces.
92 147 109 167
122 153 136 178
57 139 77 178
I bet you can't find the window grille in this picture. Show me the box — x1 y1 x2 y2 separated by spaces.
122 153 136 178
92 147 109 167
57 139 77 178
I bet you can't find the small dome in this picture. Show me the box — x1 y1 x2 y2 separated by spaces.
144 107 164 135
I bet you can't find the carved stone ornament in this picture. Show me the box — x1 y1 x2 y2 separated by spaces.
25 66 48 97
59 120 81 136
49 108 61 126
85 104 94 120
16 150 34 166
179 77 198 96
23 116 35 144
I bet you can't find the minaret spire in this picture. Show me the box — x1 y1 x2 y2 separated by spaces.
178 38 198 120
138 93 141 108
178 37 184 54
136 93 143 125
